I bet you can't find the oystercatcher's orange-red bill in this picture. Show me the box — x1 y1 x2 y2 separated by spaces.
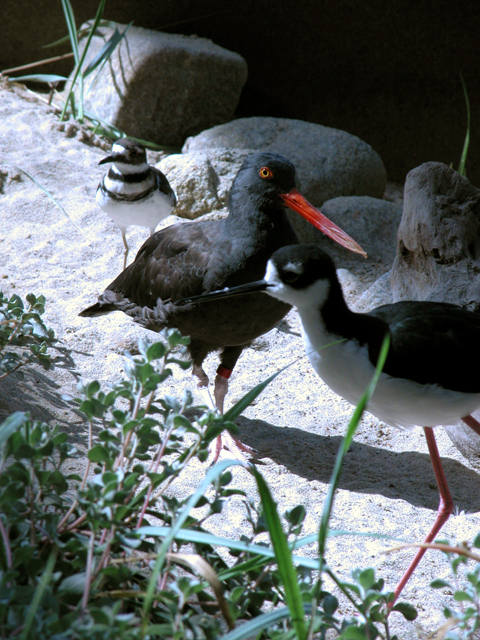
280 188 367 258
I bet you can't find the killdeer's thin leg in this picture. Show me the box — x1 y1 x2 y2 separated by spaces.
120 229 129 270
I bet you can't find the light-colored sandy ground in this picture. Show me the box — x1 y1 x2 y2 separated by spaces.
1 81 480 638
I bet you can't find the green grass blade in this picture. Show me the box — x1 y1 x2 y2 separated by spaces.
458 74 470 177
10 74 68 84
60 0 106 121
250 466 307 640
78 73 84 121
60 0 78 120
318 333 390 559
137 526 322 570
83 23 132 77
17 168 84 234
42 34 75 49
75 0 107 110
61 0 79 65
327 528 407 543
223 366 289 422
19 545 58 640
141 459 246 635
83 110 125 139
83 109 181 150
42 24 94 49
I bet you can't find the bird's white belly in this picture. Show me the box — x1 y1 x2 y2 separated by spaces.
96 184 173 232
300 310 480 430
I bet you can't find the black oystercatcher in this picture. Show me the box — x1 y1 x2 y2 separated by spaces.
80 154 366 457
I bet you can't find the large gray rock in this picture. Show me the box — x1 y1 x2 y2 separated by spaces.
391 162 480 309
183 117 387 206
70 23 247 147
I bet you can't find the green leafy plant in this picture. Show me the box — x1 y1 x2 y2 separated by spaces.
435 538 480 639
0 291 55 380
0 327 420 640
384 536 480 639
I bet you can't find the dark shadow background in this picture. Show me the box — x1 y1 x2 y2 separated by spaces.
2 0 480 184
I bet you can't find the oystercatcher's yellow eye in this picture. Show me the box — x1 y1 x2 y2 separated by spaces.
259 166 274 180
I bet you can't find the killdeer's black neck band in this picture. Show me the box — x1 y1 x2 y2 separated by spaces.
100 181 157 202
108 168 151 183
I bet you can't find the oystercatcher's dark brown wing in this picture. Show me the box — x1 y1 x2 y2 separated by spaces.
79 219 232 323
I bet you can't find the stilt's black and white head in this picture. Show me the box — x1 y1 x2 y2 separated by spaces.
99 139 149 173
262 244 337 309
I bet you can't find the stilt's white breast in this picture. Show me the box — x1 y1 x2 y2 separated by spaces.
298 305 480 430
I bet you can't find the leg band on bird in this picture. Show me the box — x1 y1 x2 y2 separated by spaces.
217 365 233 379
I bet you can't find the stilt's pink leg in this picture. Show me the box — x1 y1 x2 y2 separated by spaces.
392 427 453 605
462 414 480 436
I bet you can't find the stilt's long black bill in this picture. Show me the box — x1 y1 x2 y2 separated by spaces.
174 280 269 306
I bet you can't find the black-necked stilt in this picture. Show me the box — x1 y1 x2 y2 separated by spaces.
96 138 177 269
80 154 365 458
174 242 480 602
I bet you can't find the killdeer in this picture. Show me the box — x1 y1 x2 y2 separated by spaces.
96 138 177 269
174 243 480 602
80 153 365 459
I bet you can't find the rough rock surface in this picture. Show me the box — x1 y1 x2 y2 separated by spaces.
391 161 480 309
1 82 480 639
183 117 387 206
70 22 248 147
356 271 394 313
158 150 247 219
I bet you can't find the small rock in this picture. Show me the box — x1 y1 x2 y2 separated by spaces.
183 116 387 205
444 419 480 470
70 23 247 147
157 153 237 219
64 122 79 138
